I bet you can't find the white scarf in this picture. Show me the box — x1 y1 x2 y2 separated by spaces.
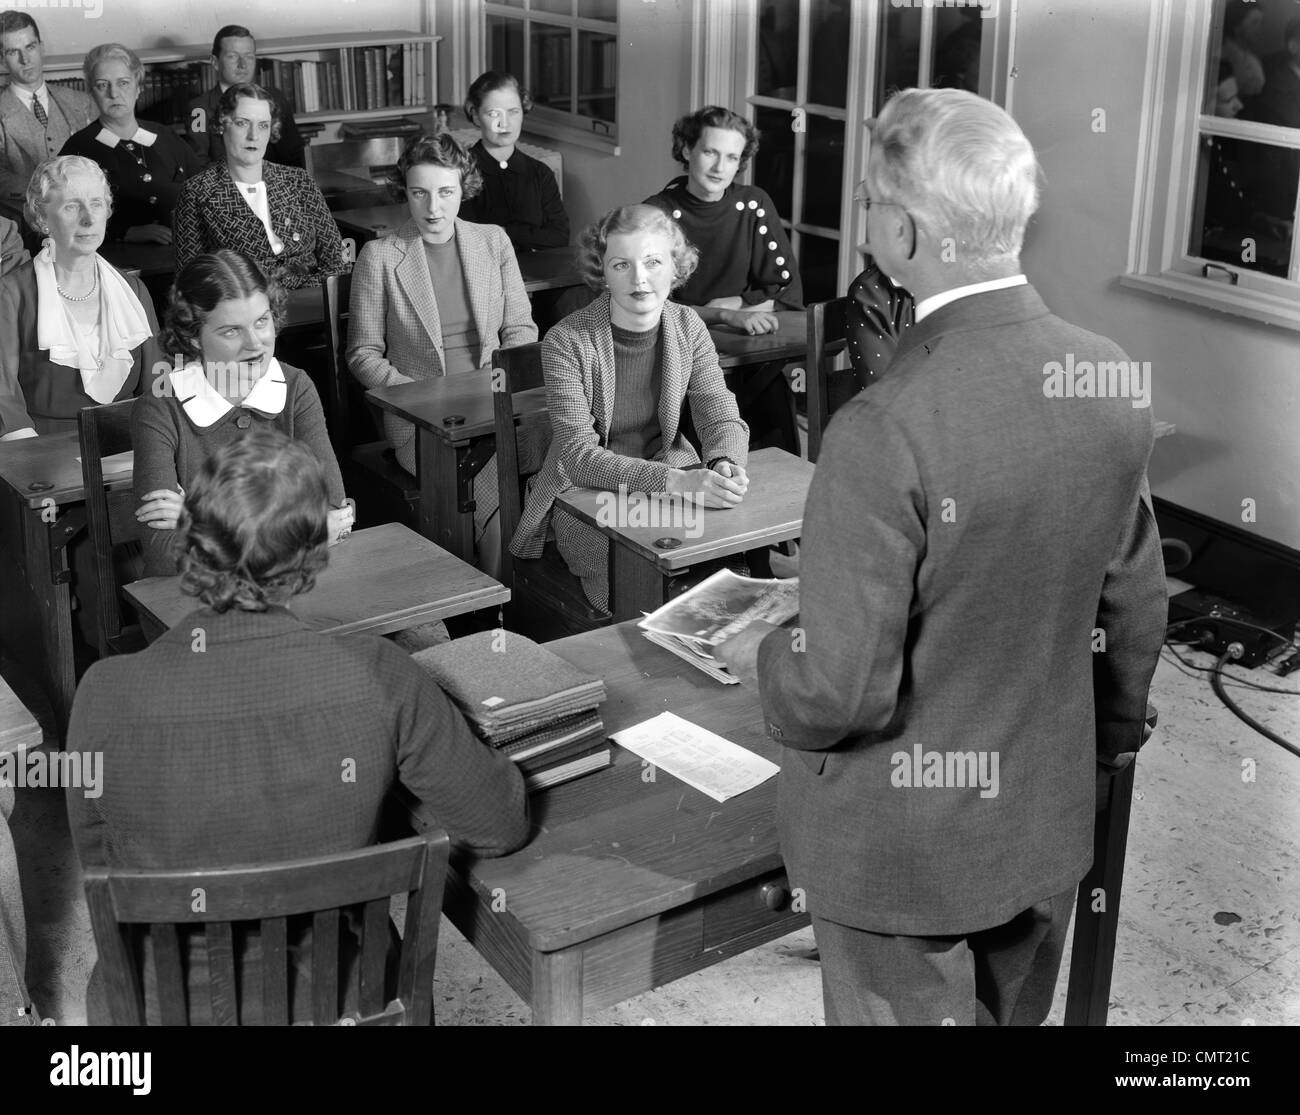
34 242 153 404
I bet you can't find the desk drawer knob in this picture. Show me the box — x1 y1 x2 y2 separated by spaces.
761 882 788 911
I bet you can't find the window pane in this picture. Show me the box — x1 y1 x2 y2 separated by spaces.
878 1 921 104
931 6 984 93
1189 134 1297 279
578 31 616 124
753 105 795 219
755 0 798 100
487 15 524 79
532 0 572 16
1207 0 1296 124
576 0 617 19
531 23 572 112
798 232 840 305
807 0 850 108
801 114 844 228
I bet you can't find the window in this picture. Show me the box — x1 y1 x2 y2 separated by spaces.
484 0 617 144
1125 0 1300 330
734 0 1011 304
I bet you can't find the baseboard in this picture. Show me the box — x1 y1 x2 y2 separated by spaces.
1153 497 1300 619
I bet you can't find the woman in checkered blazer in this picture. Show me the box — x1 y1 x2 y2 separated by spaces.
510 204 749 612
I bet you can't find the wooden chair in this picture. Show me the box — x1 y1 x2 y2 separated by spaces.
805 297 852 463
83 828 450 1026
77 399 146 656
493 343 613 639
322 271 419 528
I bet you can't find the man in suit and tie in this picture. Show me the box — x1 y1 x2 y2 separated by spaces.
718 88 1166 1025
185 24 305 169
0 12 94 200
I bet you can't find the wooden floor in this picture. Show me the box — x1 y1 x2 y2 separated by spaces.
12 641 1299 1025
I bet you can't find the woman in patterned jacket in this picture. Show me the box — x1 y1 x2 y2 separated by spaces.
171 83 344 290
510 204 749 612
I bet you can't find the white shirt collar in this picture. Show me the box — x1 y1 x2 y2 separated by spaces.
914 274 1028 323
13 83 46 112
94 125 158 148
170 359 287 429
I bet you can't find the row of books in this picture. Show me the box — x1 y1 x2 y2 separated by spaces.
28 44 429 122
413 631 610 791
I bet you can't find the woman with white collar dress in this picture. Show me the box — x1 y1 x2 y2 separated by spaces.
60 43 202 245
0 154 161 442
131 249 353 577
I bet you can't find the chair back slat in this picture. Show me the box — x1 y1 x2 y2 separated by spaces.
205 920 239 1026
358 897 390 1018
261 916 290 1026
82 830 449 1026
805 297 850 463
311 909 341 1025
493 343 545 589
322 272 353 453
77 399 138 654
150 922 188 1027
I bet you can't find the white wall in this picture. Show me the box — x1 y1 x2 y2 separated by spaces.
1012 0 1300 549
27 0 427 56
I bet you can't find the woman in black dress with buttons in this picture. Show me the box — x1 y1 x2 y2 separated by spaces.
61 43 203 245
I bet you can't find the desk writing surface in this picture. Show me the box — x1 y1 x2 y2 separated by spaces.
455 621 784 952
0 431 133 509
367 374 548 442
556 447 813 571
516 246 583 293
0 677 42 757
124 523 508 637
709 311 808 370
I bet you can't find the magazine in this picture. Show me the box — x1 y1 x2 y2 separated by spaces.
637 568 799 648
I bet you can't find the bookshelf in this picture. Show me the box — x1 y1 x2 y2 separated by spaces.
1 31 441 148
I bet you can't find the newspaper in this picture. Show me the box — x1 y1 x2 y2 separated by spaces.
637 568 799 648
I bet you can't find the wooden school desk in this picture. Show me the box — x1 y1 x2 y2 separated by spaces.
709 310 809 370
0 432 131 738
123 522 508 641
554 446 814 621
429 620 1137 1025
366 373 548 561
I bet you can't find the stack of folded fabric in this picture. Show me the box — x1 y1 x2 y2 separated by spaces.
412 631 610 791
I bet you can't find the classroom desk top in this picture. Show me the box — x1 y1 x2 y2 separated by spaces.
556 447 814 572
0 677 42 758
366 371 549 443
124 522 508 638
445 619 797 970
709 311 808 369
0 431 132 509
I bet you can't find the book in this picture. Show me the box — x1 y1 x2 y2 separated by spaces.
638 569 799 648
498 713 605 763
523 748 612 792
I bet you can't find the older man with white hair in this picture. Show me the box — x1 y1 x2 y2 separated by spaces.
718 89 1166 1026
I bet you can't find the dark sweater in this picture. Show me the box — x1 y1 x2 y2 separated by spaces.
66 605 531 1022
131 361 346 576
460 141 569 251
607 321 663 461
644 178 803 310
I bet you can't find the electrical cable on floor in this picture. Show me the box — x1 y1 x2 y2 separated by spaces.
1164 640 1300 695
1209 645 1300 758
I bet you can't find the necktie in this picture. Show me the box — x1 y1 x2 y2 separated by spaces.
32 96 48 129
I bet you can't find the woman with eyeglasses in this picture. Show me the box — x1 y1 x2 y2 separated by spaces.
60 43 203 245
458 71 569 251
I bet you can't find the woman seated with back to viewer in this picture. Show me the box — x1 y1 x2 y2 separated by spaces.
132 249 353 577
510 204 750 613
347 132 539 574
171 83 344 289
60 43 203 245
67 428 530 1025
0 154 160 441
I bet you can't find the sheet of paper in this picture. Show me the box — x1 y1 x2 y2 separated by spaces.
74 450 134 476
610 711 779 803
